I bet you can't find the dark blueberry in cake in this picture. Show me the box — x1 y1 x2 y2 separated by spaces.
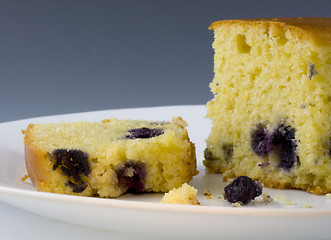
52 149 90 192
204 148 213 160
251 122 298 171
126 127 164 139
258 162 270 169
66 180 88 193
222 144 233 161
224 176 263 204
251 124 273 156
52 149 90 180
116 161 146 192
328 137 331 157
308 63 318 80
272 124 297 171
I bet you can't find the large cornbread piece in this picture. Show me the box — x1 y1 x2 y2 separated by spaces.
204 18 331 194
23 117 197 198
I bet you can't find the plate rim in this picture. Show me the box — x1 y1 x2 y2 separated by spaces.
0 104 205 125
1 183 330 218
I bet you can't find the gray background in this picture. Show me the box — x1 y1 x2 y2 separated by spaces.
1 0 331 122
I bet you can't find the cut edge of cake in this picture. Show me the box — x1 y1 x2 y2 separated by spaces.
204 17 331 195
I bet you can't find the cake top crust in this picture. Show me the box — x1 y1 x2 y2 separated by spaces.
209 17 331 46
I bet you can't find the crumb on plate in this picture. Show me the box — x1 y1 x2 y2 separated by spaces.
21 174 29 182
161 183 199 205
232 202 243 207
262 193 273 203
302 203 314 209
203 189 213 199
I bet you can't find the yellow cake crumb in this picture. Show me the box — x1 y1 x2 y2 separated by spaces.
262 193 273 203
302 203 314 208
21 174 30 182
274 195 287 201
171 116 188 128
161 183 199 205
232 201 243 207
284 200 295 205
203 189 213 199
274 195 295 205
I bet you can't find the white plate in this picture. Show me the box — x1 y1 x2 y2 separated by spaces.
0 105 330 240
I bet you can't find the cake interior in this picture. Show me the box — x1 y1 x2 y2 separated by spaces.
24 118 196 197
205 19 331 194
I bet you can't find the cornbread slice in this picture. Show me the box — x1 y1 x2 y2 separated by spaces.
23 117 197 197
204 18 331 194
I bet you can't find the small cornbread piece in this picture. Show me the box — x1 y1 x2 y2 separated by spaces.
23 117 197 198
204 18 331 194
161 183 199 205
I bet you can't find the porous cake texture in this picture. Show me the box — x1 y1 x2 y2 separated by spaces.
23 117 197 197
204 18 331 194
161 183 199 205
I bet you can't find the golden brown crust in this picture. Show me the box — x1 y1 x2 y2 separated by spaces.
219 170 329 195
261 179 327 195
24 124 52 191
24 143 50 190
190 141 199 176
209 17 331 46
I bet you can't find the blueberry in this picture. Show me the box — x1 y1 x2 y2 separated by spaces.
272 124 297 171
258 162 270 169
116 161 146 192
204 145 233 161
224 176 263 204
66 180 88 193
222 144 233 161
251 122 298 171
308 63 318 80
204 148 213 160
52 149 90 179
251 124 273 156
126 127 164 139
52 149 90 193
